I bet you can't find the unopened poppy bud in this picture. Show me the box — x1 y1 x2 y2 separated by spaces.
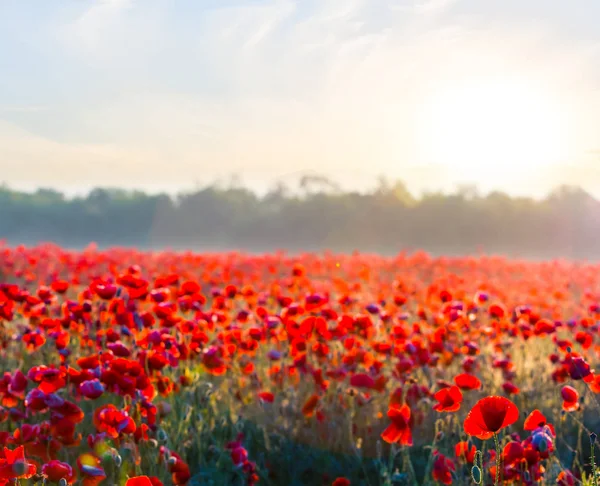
12 461 28 476
114 454 122 467
149 439 159 448
471 465 482 484
158 401 172 417
592 432 598 443
391 471 407 483
435 431 444 441
168 456 178 466
157 429 168 443
59 479 68 486
538 438 548 453
101 454 113 469
120 447 133 461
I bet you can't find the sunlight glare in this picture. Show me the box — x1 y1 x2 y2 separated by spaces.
416 78 572 172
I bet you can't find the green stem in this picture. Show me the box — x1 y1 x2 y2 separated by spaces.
493 433 501 486
592 436 598 486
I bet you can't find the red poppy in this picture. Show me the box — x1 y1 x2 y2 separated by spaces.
557 470 578 486
77 453 106 486
432 452 455 485
93 405 136 438
561 386 579 412
433 386 462 412
126 477 163 486
464 396 518 440
524 409 555 436
42 460 75 483
381 404 412 446
258 391 275 403
502 441 524 466
502 382 520 395
79 379 105 400
455 441 476 463
302 394 320 418
454 373 482 391
0 446 37 480
332 478 351 486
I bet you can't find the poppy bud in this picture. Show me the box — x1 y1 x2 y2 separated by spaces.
168 456 178 466
12 461 28 476
157 429 168 443
538 438 548 453
391 471 407 483
59 479 68 486
592 432 598 443
149 439 158 448
120 447 133 461
101 454 113 470
114 454 122 467
471 466 482 484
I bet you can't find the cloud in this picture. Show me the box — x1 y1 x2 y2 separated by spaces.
2 0 600 197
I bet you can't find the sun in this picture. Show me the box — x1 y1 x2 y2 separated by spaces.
416 77 572 173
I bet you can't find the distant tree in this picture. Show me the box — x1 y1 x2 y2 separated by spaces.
1 175 600 258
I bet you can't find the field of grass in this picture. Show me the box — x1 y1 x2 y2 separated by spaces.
1 243 600 485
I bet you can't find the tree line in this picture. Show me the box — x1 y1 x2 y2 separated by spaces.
1 179 598 259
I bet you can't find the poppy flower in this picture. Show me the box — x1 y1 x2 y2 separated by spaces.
79 379 105 400
42 460 75 483
332 478 351 486
455 441 476 463
464 396 518 440
77 453 106 486
531 425 555 456
502 441 524 466
302 394 320 418
433 386 462 412
561 386 579 412
381 404 412 446
454 373 482 391
166 451 191 485
432 452 455 485
0 445 36 480
258 391 275 403
557 470 578 486
524 409 555 435
126 477 163 486
93 405 136 438
502 382 520 395
568 355 593 381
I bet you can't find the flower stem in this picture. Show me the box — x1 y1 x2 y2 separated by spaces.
493 433 501 486
591 435 598 486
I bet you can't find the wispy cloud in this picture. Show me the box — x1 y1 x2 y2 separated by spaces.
1 0 600 196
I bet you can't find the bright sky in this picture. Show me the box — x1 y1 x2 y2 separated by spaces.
1 0 600 197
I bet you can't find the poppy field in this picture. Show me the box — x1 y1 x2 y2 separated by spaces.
2 243 600 485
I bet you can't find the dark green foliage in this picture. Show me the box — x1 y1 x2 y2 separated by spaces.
0 181 598 258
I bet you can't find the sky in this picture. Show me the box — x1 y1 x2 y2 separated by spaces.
1 0 600 198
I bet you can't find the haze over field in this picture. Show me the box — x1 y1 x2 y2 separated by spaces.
2 0 600 198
